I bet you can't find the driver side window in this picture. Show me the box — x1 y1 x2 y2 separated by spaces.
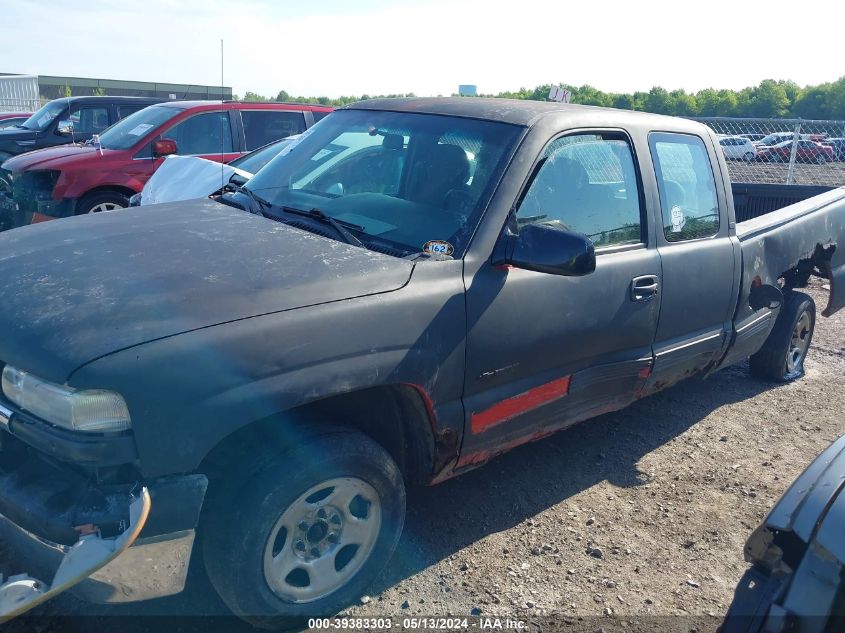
515 132 643 247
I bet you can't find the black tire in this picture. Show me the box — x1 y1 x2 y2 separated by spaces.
75 190 129 215
743 152 755 163
202 428 406 629
749 291 815 382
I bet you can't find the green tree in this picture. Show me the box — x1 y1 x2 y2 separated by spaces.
670 89 697 116
748 79 791 117
243 91 268 102
612 93 636 110
793 84 830 119
644 87 673 114
823 77 845 119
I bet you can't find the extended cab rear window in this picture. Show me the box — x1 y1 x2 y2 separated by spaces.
649 132 720 242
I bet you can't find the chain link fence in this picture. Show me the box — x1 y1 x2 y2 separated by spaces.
693 116 845 187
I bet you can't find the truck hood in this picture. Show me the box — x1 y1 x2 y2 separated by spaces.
0 128 38 156
1 144 113 172
0 200 414 383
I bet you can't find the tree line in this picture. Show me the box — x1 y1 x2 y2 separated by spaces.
237 77 845 120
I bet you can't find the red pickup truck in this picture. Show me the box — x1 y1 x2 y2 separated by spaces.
0 101 331 227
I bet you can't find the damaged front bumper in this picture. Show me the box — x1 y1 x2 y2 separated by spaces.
0 488 151 621
0 441 207 620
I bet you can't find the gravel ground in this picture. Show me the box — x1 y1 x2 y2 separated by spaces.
3 281 843 632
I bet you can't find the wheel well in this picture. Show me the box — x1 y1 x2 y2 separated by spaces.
199 385 437 489
76 186 136 211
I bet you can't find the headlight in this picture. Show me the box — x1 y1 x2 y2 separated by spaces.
1 365 131 432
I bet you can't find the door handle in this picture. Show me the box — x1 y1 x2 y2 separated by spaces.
631 275 659 301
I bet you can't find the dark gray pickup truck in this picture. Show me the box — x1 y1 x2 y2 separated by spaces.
0 98 842 625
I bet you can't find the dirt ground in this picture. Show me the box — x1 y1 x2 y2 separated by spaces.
4 281 843 632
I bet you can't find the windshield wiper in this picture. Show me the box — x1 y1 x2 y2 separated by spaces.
224 184 272 216
280 206 365 248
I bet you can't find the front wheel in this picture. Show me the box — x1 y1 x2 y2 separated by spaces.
749 291 815 382
202 428 406 628
75 191 129 215
743 151 755 162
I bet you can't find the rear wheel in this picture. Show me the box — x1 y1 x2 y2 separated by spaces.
743 151 755 162
816 153 828 164
75 191 129 215
750 291 815 382
202 428 406 629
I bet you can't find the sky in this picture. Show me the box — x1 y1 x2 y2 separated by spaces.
2 0 844 99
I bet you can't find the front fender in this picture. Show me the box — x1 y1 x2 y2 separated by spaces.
54 171 145 200
68 265 468 478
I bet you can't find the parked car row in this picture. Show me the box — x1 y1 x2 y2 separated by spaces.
0 96 332 230
717 131 843 164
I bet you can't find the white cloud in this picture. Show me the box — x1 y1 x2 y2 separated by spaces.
2 0 843 99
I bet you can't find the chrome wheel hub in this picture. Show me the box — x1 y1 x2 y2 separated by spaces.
89 202 123 213
263 477 381 603
787 310 811 374
293 506 343 561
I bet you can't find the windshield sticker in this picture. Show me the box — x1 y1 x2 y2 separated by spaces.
311 148 335 161
37 114 51 127
423 240 454 256
128 123 155 136
670 205 686 233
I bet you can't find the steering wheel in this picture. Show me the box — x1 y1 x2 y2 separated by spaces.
442 188 474 215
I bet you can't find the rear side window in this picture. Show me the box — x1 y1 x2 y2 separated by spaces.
242 110 307 150
515 132 643 248
649 133 719 242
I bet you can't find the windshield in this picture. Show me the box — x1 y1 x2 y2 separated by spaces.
20 101 67 131
245 109 522 257
230 137 296 175
98 105 180 150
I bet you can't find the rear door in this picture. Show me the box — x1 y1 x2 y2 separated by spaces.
461 129 661 460
642 132 737 393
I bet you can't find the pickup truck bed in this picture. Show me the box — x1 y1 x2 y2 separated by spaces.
717 186 845 371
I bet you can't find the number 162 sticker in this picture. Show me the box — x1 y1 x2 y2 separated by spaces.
423 240 454 256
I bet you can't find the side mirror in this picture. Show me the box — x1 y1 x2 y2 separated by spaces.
56 120 74 136
153 138 178 158
496 222 596 276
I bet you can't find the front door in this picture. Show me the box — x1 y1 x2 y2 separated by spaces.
461 130 661 464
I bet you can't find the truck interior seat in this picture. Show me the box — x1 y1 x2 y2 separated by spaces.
406 143 470 207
